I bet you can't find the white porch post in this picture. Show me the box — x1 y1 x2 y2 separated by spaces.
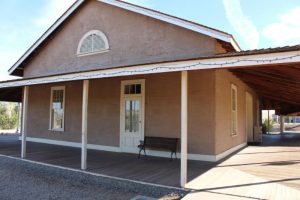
21 86 29 159
280 115 285 134
81 80 89 170
181 71 188 187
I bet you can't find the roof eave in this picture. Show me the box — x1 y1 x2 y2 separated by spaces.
3 49 300 88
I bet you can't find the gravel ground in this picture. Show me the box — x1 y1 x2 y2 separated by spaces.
0 156 185 200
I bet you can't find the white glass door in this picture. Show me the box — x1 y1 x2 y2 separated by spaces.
120 80 145 153
121 97 143 153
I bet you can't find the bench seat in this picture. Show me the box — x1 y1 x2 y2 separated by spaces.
138 136 179 159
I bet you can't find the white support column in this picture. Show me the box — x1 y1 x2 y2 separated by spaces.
81 80 89 170
21 86 29 159
280 115 285 134
181 71 188 188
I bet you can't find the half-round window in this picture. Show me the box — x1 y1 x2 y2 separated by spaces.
77 30 109 56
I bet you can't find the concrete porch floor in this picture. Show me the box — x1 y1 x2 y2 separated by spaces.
185 132 300 199
0 133 300 199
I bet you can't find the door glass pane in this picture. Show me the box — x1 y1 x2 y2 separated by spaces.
51 89 64 130
125 85 130 94
135 84 141 94
129 85 135 94
125 100 140 132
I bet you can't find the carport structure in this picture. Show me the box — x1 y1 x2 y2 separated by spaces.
228 46 300 115
0 45 300 187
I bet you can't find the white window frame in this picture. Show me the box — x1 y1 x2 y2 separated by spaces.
121 79 145 98
77 30 109 57
49 86 66 132
231 84 238 136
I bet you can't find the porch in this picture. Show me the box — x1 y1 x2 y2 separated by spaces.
0 135 214 187
0 132 300 199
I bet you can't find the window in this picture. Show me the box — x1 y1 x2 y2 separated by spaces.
124 84 142 95
50 86 65 131
77 30 109 56
231 84 238 136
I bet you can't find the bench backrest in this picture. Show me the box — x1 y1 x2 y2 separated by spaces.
144 136 178 151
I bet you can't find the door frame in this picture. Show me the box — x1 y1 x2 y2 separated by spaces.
119 79 145 153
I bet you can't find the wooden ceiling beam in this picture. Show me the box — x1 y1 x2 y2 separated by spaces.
233 78 300 95
234 72 300 89
233 69 300 85
246 83 300 102
243 80 300 103
258 92 300 106
254 87 300 104
252 67 300 81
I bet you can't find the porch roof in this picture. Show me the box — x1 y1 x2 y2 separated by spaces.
1 46 300 87
1 46 300 113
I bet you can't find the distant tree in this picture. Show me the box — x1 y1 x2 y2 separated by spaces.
263 118 274 133
0 102 18 130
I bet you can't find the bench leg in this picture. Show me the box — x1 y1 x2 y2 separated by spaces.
170 152 177 161
138 148 142 159
138 147 146 159
170 152 174 161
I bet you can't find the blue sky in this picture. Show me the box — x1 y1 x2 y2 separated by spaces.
1 0 300 80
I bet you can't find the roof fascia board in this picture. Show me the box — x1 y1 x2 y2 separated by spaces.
230 38 241 52
8 0 85 75
3 50 300 89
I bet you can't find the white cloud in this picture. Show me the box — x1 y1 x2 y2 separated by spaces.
223 0 260 49
0 0 76 81
262 7 300 46
34 0 76 28
0 51 23 80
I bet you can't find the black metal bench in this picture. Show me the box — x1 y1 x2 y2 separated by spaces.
138 136 179 159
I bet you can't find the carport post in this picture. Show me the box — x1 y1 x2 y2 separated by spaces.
81 80 89 170
21 86 29 159
280 115 285 134
181 71 188 188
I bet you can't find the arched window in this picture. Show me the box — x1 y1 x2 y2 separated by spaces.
77 30 109 56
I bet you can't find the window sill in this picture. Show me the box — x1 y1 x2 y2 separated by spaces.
77 49 109 57
49 129 64 132
231 134 238 137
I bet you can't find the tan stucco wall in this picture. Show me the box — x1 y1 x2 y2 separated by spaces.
26 71 216 155
27 81 83 142
23 0 216 78
26 69 259 156
188 70 215 154
214 69 258 154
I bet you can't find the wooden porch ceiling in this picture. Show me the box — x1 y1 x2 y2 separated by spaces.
230 64 300 115
0 87 22 102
